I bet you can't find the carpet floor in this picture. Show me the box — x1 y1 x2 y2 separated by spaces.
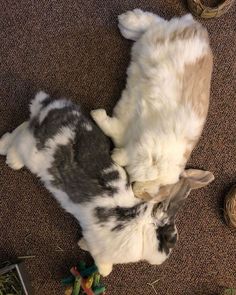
0 1 235 294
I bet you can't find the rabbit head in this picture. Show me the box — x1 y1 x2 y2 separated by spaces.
151 169 214 223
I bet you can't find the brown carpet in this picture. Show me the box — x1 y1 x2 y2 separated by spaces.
0 1 235 294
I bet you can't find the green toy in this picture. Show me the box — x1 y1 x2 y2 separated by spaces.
224 289 236 295
62 261 106 295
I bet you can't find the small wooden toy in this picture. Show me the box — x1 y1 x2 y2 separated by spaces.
187 0 234 19
224 185 236 229
62 261 106 295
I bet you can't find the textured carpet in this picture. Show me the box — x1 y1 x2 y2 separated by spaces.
0 1 235 294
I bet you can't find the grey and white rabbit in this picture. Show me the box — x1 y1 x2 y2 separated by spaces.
0 91 214 276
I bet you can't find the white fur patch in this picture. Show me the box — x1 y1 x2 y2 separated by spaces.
39 99 70 123
72 110 81 117
30 91 49 118
82 122 93 131
45 126 75 149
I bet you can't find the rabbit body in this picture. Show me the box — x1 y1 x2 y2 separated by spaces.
91 10 213 199
0 92 179 276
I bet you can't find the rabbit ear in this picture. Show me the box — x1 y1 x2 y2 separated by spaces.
166 179 191 219
181 169 214 189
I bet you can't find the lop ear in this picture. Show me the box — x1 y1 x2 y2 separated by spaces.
181 169 214 189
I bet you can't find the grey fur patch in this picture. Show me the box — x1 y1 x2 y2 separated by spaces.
49 142 118 203
95 202 146 225
30 104 80 149
111 224 125 231
41 96 56 108
29 96 120 203
152 184 191 222
156 223 177 255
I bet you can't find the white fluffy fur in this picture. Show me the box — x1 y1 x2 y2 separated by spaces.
91 9 213 197
30 90 49 117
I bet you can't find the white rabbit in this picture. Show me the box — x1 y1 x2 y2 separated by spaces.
91 9 213 200
0 92 214 276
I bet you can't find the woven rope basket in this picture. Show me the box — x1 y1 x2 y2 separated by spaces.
187 0 235 18
224 185 236 229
